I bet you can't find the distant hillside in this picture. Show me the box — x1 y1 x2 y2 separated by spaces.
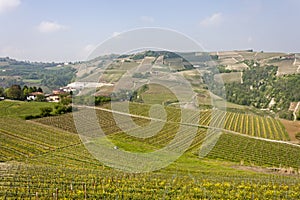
1 50 299 119
0 57 76 92
73 50 299 120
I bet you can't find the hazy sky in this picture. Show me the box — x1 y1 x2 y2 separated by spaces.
1 0 300 62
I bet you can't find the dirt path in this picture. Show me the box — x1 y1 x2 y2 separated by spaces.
292 102 300 121
240 71 243 84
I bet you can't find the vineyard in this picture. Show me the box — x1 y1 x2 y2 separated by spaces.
1 102 300 199
0 118 80 162
205 133 300 168
36 103 290 141
1 163 300 199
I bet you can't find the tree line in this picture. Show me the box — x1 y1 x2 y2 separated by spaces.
0 85 43 101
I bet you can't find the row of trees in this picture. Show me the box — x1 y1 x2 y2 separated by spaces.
0 85 43 100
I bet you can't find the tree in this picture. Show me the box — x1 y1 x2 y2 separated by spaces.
23 85 29 97
59 95 72 105
37 87 43 93
36 94 46 102
0 87 4 97
6 85 23 100
53 104 72 114
28 87 34 94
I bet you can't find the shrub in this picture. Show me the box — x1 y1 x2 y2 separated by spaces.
40 107 53 117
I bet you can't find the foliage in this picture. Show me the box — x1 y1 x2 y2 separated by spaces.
0 57 76 89
73 95 111 106
53 104 72 115
5 85 23 100
35 94 46 102
39 107 53 117
204 63 300 117
278 110 294 120
0 87 4 96
40 66 76 89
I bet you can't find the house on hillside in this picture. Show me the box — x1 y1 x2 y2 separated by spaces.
45 89 69 103
26 92 44 101
0 97 4 101
45 94 60 102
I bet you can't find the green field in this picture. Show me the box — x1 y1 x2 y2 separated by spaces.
0 100 57 119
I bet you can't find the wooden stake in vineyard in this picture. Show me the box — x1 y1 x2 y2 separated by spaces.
55 188 58 200
85 183 87 200
82 182 87 200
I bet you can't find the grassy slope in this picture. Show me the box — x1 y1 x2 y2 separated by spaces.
0 100 57 119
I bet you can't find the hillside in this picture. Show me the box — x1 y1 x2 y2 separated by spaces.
1 50 299 118
0 101 300 199
0 57 76 93
69 50 300 120
1 50 300 199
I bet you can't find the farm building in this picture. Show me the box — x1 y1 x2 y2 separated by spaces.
26 92 44 101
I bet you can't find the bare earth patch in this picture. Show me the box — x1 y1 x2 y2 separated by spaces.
280 119 300 143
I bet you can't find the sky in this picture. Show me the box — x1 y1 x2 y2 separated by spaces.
0 0 300 62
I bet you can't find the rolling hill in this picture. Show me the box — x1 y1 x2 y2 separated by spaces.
1 50 300 199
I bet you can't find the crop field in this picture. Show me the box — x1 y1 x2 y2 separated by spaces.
206 133 300 168
1 115 300 199
32 105 296 168
211 110 289 141
35 103 290 141
1 161 300 199
1 101 299 199
0 118 80 162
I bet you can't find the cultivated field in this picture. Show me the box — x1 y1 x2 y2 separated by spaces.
0 92 299 199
